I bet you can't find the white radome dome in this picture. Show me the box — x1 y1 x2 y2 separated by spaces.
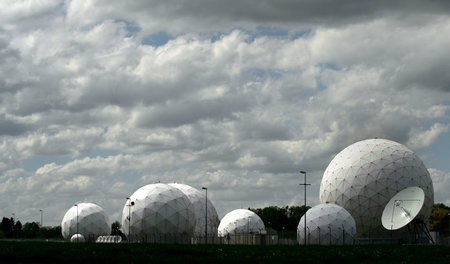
297 203 356 245
319 139 434 236
218 209 266 237
61 203 111 240
168 183 220 237
70 234 85 243
121 183 196 240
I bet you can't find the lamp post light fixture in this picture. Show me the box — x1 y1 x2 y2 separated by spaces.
299 170 310 245
126 197 134 243
201 187 208 244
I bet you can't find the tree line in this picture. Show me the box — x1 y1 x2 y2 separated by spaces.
429 203 450 236
0 217 125 240
250 205 310 231
0 217 62 239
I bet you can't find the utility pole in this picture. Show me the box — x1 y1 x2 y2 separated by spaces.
202 187 208 244
300 171 310 245
74 204 79 236
40 210 43 227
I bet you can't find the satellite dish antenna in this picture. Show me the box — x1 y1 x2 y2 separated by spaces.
381 186 425 230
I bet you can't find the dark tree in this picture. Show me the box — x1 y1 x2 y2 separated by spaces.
429 203 450 235
111 221 126 239
23 222 40 238
39 226 63 239
14 220 22 238
250 205 310 231
286 206 309 230
0 217 14 238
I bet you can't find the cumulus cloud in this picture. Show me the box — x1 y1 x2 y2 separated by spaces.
0 1 449 225
429 168 450 206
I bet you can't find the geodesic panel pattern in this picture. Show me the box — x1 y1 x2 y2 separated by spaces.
121 183 196 237
218 209 266 237
61 203 111 240
319 139 434 236
297 203 356 245
169 183 219 237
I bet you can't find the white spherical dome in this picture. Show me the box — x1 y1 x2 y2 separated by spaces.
61 203 111 240
70 234 85 243
121 183 196 240
319 139 434 236
168 183 219 237
297 203 356 245
218 209 266 237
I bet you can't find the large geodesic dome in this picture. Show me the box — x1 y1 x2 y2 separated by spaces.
121 183 196 242
218 209 266 237
319 139 434 236
168 183 219 237
61 203 111 241
297 203 356 245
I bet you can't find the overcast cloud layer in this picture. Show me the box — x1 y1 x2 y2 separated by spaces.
0 0 449 225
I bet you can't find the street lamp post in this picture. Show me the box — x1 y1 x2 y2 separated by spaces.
40 210 43 227
11 213 16 238
202 187 208 244
300 171 310 245
248 217 251 245
74 204 79 236
448 213 450 245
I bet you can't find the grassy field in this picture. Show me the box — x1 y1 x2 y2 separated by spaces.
0 241 449 263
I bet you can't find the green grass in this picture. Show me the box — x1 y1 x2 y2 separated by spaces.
0 241 449 263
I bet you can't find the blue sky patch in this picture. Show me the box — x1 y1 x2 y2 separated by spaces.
22 155 72 172
142 32 174 47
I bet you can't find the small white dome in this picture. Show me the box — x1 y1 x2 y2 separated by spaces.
218 209 266 237
70 234 85 243
297 203 356 245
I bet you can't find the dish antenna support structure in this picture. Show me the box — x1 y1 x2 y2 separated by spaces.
381 186 433 243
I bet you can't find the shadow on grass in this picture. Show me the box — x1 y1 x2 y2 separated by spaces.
0 241 449 263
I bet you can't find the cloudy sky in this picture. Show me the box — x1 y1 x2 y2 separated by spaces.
1 0 449 226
